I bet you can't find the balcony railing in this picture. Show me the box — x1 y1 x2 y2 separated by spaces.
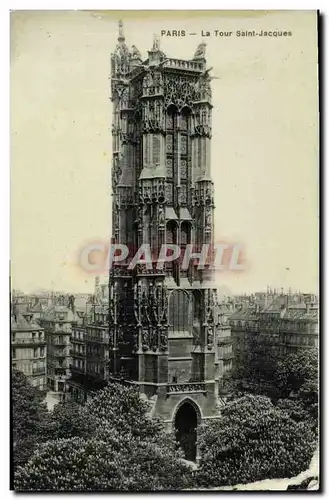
220 352 234 360
53 339 70 346
54 325 72 334
217 336 232 345
32 368 46 375
70 349 85 357
69 364 85 374
135 263 166 277
12 338 46 345
54 362 70 370
53 350 68 357
163 58 204 72
86 336 109 344
167 382 206 394
71 337 85 344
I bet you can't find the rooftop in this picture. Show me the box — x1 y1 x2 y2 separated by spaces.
11 311 43 331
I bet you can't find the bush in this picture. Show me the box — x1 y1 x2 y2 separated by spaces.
275 348 318 398
12 370 49 467
196 395 317 488
46 401 97 440
14 384 193 491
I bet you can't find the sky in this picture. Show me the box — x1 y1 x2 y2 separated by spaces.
10 10 319 295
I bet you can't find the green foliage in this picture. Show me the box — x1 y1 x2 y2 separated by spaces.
231 336 280 398
275 348 319 431
13 344 319 492
12 370 49 467
275 348 318 398
232 338 319 411
14 435 192 492
14 383 193 491
86 384 165 441
276 398 309 423
46 401 97 441
196 395 317 488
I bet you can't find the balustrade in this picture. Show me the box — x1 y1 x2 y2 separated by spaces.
167 382 206 393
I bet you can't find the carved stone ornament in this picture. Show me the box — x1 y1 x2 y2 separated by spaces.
164 76 198 109
158 205 165 229
207 325 214 349
159 328 168 350
205 206 212 232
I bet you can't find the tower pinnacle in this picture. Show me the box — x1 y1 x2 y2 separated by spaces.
118 19 125 43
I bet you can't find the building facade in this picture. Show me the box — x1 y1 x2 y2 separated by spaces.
107 23 232 460
230 291 319 373
68 313 88 402
39 297 77 399
68 301 110 402
11 308 47 390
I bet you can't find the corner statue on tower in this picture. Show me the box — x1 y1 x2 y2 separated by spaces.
193 42 207 60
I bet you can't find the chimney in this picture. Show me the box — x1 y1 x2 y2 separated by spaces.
69 295 75 314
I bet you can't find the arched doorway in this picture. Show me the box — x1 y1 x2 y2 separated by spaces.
174 400 199 462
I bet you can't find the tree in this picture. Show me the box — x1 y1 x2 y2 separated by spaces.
86 383 165 442
14 383 193 491
275 348 318 398
276 398 309 423
231 335 281 399
14 434 193 491
196 395 317 488
46 401 97 441
12 370 49 468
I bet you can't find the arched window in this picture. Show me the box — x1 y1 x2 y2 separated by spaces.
166 220 177 245
168 290 191 332
180 221 191 245
134 112 142 179
165 220 178 279
193 290 202 324
166 105 178 205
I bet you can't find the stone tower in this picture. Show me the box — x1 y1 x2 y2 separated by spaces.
109 22 230 460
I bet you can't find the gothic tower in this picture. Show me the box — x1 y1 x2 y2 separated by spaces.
109 22 231 458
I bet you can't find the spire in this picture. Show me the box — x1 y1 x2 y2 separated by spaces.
118 19 125 43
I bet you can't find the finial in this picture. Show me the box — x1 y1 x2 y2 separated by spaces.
118 19 125 42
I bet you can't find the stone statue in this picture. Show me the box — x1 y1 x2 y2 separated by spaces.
131 45 142 60
158 205 165 228
205 207 212 228
152 33 160 51
193 43 206 60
